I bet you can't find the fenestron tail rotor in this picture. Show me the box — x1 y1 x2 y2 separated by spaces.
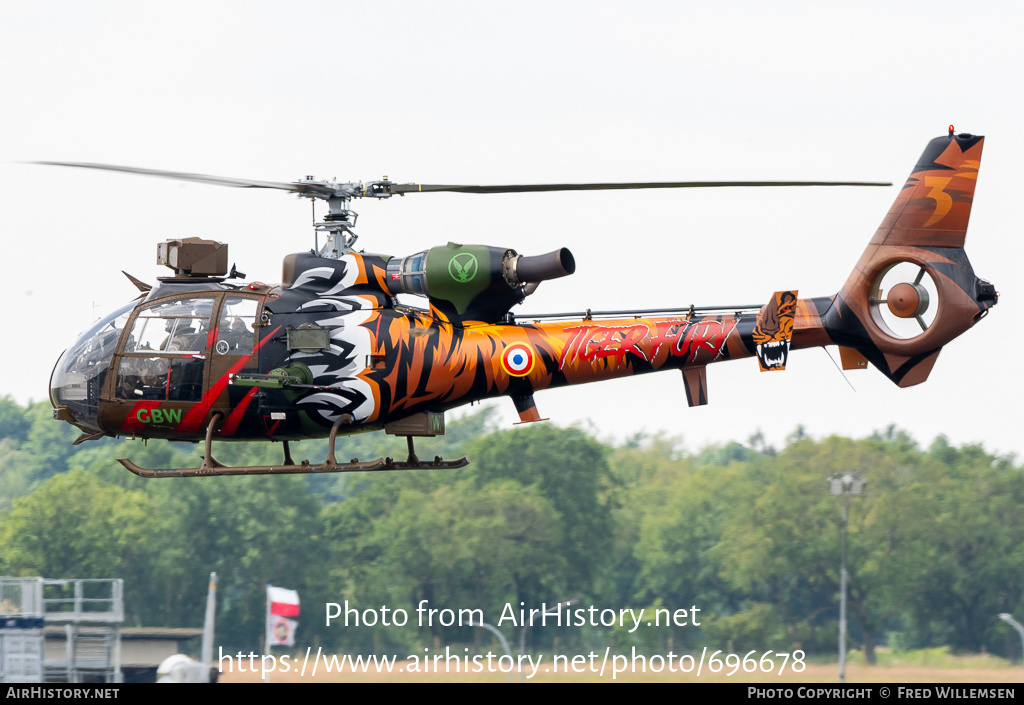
868 262 938 340
30 161 891 258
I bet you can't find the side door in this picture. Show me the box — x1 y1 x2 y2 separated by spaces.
205 294 264 437
103 294 217 438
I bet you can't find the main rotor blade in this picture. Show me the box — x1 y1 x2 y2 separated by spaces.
391 180 892 194
32 162 891 200
31 161 338 197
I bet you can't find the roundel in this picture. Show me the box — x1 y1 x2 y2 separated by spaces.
501 343 535 377
271 616 293 644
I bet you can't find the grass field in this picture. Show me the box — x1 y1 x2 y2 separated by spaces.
219 647 1023 684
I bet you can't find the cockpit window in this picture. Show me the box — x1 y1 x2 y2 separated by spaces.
116 356 204 402
124 297 215 354
216 296 259 356
116 296 215 402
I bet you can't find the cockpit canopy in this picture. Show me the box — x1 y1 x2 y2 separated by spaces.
50 300 135 434
50 292 262 435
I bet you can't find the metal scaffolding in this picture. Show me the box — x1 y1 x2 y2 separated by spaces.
0 577 124 683
0 578 44 683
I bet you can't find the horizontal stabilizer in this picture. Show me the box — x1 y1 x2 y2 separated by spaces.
838 346 868 371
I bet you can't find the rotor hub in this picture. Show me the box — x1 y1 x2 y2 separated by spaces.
886 282 929 319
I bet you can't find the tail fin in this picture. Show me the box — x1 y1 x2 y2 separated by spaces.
822 130 997 387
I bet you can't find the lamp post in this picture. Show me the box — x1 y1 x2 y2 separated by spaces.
829 471 865 684
998 613 1024 680
469 619 514 683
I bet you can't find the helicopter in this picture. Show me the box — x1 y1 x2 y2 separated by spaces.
45 128 997 477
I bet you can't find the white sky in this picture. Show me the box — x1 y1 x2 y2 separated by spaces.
1 0 1020 457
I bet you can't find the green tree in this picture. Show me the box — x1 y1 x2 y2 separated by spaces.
713 435 935 660
19 401 81 481
633 454 749 649
908 439 1024 653
606 435 688 613
322 472 564 652
145 474 327 650
0 395 30 442
467 424 615 601
0 469 157 623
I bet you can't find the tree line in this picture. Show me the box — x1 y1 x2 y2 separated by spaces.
1 395 1022 661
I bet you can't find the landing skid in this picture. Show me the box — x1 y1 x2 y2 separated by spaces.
117 413 468 478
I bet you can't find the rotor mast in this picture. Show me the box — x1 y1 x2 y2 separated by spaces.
314 191 359 257
304 176 402 257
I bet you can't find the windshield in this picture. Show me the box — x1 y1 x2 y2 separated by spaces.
50 300 136 433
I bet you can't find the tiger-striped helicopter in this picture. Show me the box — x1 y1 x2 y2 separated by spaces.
45 128 997 477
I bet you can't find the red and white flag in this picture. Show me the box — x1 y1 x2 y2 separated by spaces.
266 585 300 646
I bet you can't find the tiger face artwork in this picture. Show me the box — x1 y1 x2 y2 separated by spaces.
752 290 797 371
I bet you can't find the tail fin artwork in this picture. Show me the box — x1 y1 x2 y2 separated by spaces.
814 128 998 387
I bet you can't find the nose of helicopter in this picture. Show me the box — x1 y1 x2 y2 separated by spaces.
49 301 136 435
50 346 103 433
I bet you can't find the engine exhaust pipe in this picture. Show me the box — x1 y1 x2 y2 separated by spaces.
512 248 576 283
